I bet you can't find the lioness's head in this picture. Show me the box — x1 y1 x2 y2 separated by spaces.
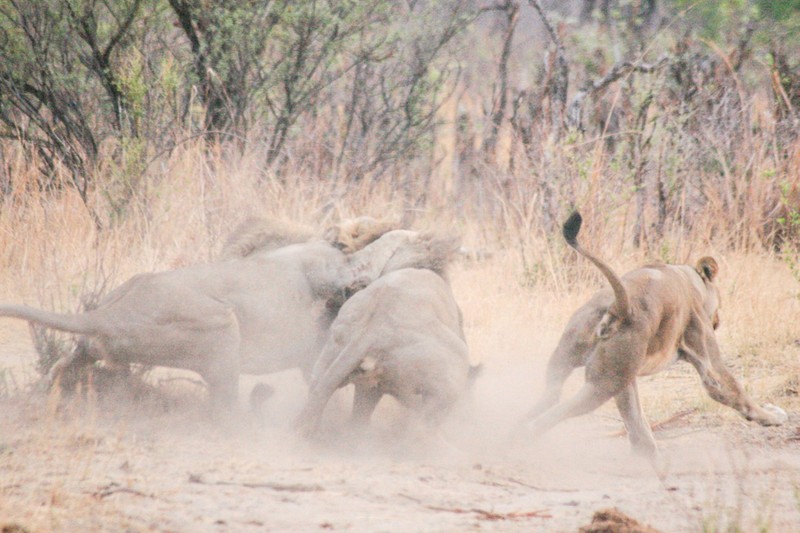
696 256 721 329
324 216 399 254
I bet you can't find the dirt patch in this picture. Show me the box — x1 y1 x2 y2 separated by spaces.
1 256 799 532
579 507 662 533
0 364 798 533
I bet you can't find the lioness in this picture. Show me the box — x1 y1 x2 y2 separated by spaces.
524 212 787 458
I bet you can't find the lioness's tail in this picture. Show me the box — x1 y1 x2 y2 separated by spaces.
563 211 631 320
0 305 99 335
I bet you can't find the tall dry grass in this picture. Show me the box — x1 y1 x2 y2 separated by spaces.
0 128 799 419
1 128 799 533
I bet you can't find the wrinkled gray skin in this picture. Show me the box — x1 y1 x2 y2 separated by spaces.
524 212 788 459
295 268 475 437
0 230 439 412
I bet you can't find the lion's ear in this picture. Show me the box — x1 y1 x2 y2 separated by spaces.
696 256 719 282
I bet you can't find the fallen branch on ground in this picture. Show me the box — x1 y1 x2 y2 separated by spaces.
608 408 698 438
481 471 578 492
424 504 551 521
188 473 323 492
92 482 153 499
399 493 550 521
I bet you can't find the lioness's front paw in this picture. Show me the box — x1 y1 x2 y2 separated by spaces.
759 403 788 426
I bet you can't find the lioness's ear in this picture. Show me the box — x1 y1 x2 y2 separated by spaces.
696 256 719 282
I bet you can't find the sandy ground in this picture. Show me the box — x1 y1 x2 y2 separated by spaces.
1 254 799 532
1 340 799 533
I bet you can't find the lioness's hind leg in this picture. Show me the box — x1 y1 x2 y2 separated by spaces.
526 332 593 420
524 335 644 441
682 320 787 426
614 381 657 459
526 382 615 437
526 354 575 420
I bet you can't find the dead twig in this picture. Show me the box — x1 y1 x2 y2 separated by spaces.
478 467 578 492
424 504 551 521
568 55 670 130
608 408 698 438
92 482 153 499
502 475 578 493
215 481 324 492
399 493 551 521
188 473 323 492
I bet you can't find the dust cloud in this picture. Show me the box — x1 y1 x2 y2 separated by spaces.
1 286 798 531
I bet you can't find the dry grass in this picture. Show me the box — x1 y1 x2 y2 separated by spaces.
1 142 799 532
2 138 799 413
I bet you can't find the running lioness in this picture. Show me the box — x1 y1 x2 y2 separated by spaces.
525 212 787 458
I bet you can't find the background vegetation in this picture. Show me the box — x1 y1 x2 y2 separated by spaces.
2 0 800 365
1 0 799 249
1 6 799 531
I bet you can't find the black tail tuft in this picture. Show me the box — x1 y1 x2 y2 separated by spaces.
562 211 583 247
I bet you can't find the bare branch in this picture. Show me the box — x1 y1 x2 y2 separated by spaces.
527 0 568 136
567 55 670 131
485 1 519 156
527 0 559 46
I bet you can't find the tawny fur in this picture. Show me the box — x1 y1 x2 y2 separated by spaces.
525 211 787 458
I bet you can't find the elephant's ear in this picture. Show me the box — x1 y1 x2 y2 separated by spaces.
341 230 462 293
307 233 412 303
339 230 420 290
381 233 461 276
